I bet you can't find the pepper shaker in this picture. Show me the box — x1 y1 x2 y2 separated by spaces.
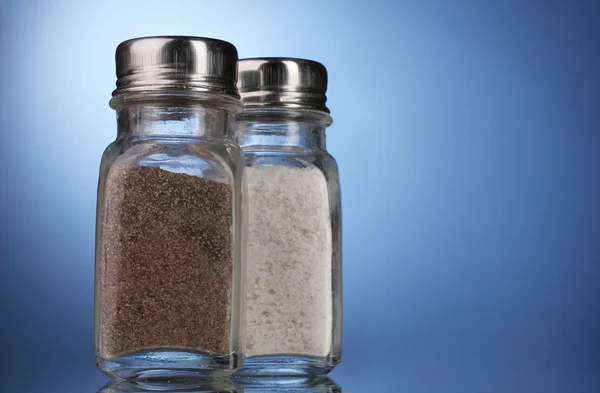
95 36 246 379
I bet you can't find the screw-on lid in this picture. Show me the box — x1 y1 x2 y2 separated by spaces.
112 36 239 98
237 58 329 113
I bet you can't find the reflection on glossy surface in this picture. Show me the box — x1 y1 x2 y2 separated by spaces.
98 378 340 393
233 377 340 392
99 380 238 393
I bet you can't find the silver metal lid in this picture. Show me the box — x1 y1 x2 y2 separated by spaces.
237 58 329 113
113 36 239 98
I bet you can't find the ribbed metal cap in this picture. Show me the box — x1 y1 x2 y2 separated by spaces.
237 58 329 113
113 36 239 98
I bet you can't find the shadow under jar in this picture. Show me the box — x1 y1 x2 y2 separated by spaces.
234 58 342 377
95 36 245 380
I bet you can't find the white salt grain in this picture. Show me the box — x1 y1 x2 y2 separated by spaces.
245 165 333 358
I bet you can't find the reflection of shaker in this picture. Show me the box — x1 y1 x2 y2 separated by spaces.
95 36 245 379
235 58 342 376
99 378 341 393
232 377 341 393
99 380 239 393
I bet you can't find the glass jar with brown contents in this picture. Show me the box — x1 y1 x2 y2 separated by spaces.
95 36 245 380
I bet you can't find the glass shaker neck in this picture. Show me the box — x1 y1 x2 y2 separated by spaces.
111 94 240 140
236 110 332 152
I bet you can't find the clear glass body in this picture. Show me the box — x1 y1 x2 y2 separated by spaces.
95 93 246 380
234 109 342 376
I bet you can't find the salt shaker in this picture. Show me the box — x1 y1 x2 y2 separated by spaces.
95 36 246 379
235 58 342 376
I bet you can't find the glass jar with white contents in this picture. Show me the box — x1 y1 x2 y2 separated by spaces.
235 58 342 376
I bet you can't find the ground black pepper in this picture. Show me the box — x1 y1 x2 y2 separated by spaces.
99 164 233 359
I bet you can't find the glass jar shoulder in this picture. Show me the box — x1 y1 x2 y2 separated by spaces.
100 136 244 186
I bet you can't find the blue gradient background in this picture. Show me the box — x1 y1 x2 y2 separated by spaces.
1 1 599 392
